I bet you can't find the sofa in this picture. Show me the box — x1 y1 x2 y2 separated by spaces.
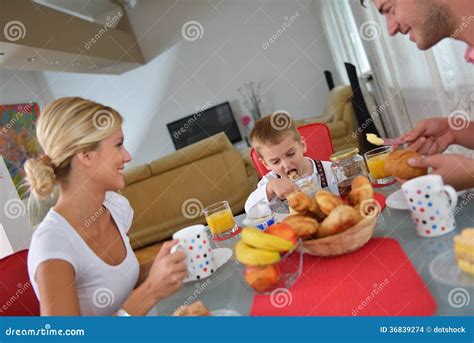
295 85 358 153
121 132 258 265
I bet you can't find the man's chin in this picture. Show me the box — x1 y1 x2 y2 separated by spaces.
414 35 446 50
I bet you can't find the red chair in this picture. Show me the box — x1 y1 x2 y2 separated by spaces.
250 123 334 177
0 250 40 316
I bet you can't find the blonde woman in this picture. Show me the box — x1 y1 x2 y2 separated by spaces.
25 97 187 316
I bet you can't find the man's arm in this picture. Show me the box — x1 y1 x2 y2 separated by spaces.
452 121 474 149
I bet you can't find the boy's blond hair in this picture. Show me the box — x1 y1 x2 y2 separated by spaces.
249 111 300 154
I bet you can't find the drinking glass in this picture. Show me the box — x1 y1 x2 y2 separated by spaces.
364 146 394 185
203 201 239 240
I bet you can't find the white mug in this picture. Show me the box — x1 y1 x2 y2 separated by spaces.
401 175 458 237
171 225 217 282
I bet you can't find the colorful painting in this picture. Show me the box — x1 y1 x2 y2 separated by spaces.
0 103 41 198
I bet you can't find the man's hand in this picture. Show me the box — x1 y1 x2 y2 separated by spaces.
267 178 298 200
400 117 455 155
408 153 474 190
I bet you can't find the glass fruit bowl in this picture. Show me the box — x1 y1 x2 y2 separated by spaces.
235 239 303 295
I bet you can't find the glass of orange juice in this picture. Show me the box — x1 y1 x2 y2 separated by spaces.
364 146 394 185
203 201 239 240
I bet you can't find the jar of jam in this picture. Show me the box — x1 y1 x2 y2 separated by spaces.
330 148 368 199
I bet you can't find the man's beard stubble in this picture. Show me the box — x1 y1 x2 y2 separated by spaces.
417 0 456 50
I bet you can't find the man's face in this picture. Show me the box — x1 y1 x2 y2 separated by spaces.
374 0 455 50
258 135 307 179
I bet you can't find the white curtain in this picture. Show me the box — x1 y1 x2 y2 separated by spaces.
317 0 473 157
348 0 474 158
317 0 371 83
316 0 387 136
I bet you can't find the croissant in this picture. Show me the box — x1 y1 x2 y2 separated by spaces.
173 301 210 316
348 176 374 207
282 214 319 239
287 191 326 222
288 170 299 181
318 205 362 238
315 190 344 215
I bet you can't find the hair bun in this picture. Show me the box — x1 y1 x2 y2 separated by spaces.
24 158 56 198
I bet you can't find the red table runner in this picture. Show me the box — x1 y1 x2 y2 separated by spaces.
374 192 386 211
250 238 436 316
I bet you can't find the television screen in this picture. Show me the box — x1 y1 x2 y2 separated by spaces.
167 102 242 150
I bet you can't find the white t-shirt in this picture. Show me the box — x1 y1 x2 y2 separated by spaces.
245 158 335 213
28 192 140 316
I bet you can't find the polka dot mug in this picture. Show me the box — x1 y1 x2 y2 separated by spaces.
171 225 217 282
401 175 458 237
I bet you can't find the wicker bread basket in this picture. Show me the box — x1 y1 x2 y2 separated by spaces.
302 215 377 256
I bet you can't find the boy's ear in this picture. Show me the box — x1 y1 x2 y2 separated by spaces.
300 136 308 154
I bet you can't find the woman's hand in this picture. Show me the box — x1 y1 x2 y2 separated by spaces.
145 240 187 301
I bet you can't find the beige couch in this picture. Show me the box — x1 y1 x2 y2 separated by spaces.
295 85 358 152
122 133 258 265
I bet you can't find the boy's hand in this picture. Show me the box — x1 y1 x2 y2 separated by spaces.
267 178 298 200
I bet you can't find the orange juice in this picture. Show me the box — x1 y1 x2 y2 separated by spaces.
367 153 391 180
206 209 235 235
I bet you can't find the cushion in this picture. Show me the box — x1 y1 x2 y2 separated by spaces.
0 250 40 316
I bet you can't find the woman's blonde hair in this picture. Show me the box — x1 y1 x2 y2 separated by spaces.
24 97 123 198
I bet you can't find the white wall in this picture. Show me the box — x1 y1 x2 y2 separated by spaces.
0 69 49 106
3 0 338 168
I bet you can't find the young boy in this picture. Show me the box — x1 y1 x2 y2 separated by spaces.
244 112 335 213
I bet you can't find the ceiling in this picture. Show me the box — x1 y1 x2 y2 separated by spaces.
0 0 144 74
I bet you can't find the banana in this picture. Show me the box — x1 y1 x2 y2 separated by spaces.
241 227 294 252
235 240 280 266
